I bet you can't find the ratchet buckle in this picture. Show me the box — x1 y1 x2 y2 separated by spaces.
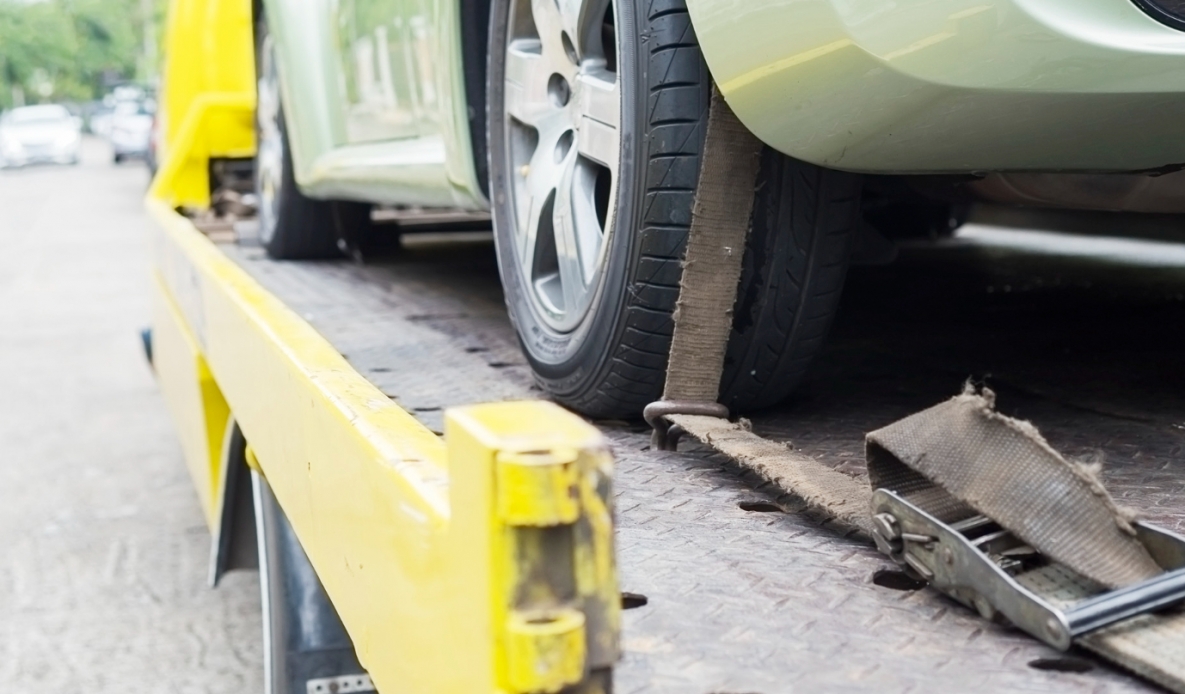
870 489 1185 650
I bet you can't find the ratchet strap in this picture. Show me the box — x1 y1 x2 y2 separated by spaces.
646 86 875 532
650 86 1185 692
867 389 1185 694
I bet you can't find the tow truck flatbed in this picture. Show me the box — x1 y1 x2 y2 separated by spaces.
202 221 1183 693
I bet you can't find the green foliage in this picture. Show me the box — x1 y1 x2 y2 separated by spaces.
0 0 163 108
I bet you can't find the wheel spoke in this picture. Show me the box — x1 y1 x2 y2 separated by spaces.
551 153 593 310
570 160 606 281
504 40 551 127
575 70 619 169
554 0 611 61
529 0 568 61
516 123 567 270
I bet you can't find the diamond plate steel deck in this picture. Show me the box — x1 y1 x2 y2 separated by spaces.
221 227 1185 693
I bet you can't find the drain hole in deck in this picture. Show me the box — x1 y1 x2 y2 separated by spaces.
488 361 515 368
413 406 441 412
370 367 391 373
1028 657 1094 674
465 346 488 353
738 501 782 513
621 592 648 609
872 569 926 591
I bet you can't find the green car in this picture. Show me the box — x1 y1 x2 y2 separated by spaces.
253 0 1185 417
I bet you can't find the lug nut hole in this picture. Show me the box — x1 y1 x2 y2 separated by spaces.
554 130 574 163
548 73 571 107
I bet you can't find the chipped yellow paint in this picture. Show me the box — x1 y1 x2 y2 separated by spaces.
505 609 587 693
446 402 620 693
496 449 582 527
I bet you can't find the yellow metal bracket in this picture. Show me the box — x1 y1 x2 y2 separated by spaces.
449 404 619 693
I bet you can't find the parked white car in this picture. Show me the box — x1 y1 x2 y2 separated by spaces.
0 105 81 168
109 101 154 163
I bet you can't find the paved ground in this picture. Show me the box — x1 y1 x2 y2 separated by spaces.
3 137 1184 693
0 139 261 693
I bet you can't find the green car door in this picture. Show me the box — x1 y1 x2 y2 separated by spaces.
258 0 485 219
335 0 430 145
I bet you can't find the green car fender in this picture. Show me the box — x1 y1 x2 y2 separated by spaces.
685 0 1185 173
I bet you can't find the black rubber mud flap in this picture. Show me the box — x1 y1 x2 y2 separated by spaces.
209 423 258 587
252 472 371 694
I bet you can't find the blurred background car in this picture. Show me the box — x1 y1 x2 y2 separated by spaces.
87 103 114 137
109 100 154 163
0 104 81 168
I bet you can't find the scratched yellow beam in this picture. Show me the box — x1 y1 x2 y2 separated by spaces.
147 198 618 692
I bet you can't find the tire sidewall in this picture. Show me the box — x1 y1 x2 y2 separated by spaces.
487 0 644 398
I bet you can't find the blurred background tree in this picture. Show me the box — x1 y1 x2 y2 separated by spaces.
0 0 166 108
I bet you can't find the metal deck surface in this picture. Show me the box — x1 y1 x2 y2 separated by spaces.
221 223 1185 694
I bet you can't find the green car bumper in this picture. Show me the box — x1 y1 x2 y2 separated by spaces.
689 0 1185 173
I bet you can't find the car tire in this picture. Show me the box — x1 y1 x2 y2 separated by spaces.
253 11 347 260
252 471 370 694
717 150 860 411
488 0 860 418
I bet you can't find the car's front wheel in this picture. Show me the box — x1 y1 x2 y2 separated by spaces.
488 0 861 418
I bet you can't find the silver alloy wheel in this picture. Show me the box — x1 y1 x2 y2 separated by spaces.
255 33 284 248
503 0 620 332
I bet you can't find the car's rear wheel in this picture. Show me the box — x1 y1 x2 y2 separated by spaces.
254 14 367 260
488 0 861 418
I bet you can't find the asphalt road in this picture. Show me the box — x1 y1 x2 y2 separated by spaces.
0 138 261 693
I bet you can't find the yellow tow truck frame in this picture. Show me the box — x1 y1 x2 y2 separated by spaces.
147 2 620 692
